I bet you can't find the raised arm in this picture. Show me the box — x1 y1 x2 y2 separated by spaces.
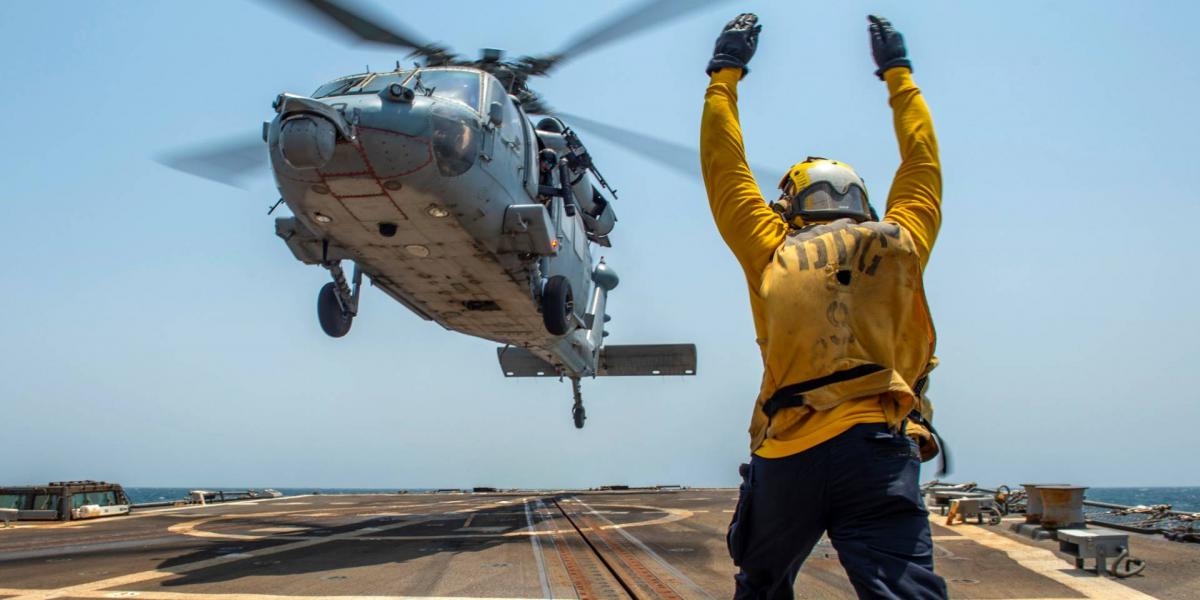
869 15 942 268
700 14 787 278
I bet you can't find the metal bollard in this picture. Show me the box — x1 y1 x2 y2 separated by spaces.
1021 483 1069 524
1039 486 1088 529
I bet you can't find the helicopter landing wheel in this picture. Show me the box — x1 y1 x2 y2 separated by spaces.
541 275 573 336
317 282 353 338
572 404 586 429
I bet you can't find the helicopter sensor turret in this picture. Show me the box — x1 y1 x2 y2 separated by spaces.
279 117 337 170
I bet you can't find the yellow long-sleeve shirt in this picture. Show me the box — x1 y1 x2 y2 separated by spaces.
700 67 942 458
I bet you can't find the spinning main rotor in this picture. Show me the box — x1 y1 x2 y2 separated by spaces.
160 0 761 188
278 0 714 113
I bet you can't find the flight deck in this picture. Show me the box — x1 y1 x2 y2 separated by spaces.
1 490 1196 599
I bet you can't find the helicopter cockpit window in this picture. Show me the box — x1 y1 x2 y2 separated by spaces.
485 75 508 118
502 94 523 135
312 75 369 98
359 71 481 111
412 70 481 111
312 70 481 111
355 73 408 94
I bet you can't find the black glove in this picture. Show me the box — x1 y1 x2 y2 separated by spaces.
868 15 912 80
707 13 761 78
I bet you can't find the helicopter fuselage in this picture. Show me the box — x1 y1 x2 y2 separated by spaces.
266 66 608 375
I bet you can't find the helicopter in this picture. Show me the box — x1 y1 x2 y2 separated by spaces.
161 0 715 428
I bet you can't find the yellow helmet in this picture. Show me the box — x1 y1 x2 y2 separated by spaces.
774 157 874 224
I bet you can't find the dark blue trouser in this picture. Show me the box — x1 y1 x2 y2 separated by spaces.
727 423 947 600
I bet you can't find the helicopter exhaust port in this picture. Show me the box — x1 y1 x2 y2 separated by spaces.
279 115 337 170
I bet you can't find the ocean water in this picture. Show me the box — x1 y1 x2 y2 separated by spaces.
1086 487 1200 513
124 486 1200 512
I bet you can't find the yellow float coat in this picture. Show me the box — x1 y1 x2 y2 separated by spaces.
699 67 942 457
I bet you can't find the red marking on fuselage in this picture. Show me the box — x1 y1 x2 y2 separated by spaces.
314 127 434 223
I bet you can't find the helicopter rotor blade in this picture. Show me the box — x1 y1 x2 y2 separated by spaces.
556 112 700 179
156 136 268 189
265 0 452 63
522 0 734 74
555 111 780 185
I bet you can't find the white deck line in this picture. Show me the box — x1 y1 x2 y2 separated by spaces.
933 515 1159 600
3 499 517 600
522 498 552 599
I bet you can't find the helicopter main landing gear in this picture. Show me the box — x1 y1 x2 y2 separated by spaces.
571 377 586 429
317 261 362 338
541 275 573 336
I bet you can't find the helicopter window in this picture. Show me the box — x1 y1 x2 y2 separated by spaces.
414 70 481 111
503 95 523 138
353 70 481 110
312 75 369 98
485 75 507 117
485 77 525 144
356 73 406 94
312 70 481 110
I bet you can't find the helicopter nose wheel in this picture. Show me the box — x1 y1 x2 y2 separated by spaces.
317 261 362 338
570 377 586 429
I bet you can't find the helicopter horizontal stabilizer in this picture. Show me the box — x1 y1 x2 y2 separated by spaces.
597 344 696 376
497 347 559 377
496 344 697 378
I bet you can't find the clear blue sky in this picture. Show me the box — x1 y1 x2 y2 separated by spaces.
2 1 1197 489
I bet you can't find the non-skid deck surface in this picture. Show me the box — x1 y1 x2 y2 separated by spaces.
0 491 1195 599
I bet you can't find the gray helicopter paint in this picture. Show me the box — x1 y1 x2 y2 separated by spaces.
267 67 609 375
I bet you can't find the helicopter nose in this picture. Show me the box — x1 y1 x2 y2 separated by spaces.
279 115 337 170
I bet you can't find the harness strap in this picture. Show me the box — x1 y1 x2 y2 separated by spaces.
761 363 886 418
909 410 950 477
913 374 929 397
909 373 950 476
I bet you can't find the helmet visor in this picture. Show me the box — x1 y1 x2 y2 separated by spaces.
797 182 870 220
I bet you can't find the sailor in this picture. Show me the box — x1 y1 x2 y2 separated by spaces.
701 13 947 599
